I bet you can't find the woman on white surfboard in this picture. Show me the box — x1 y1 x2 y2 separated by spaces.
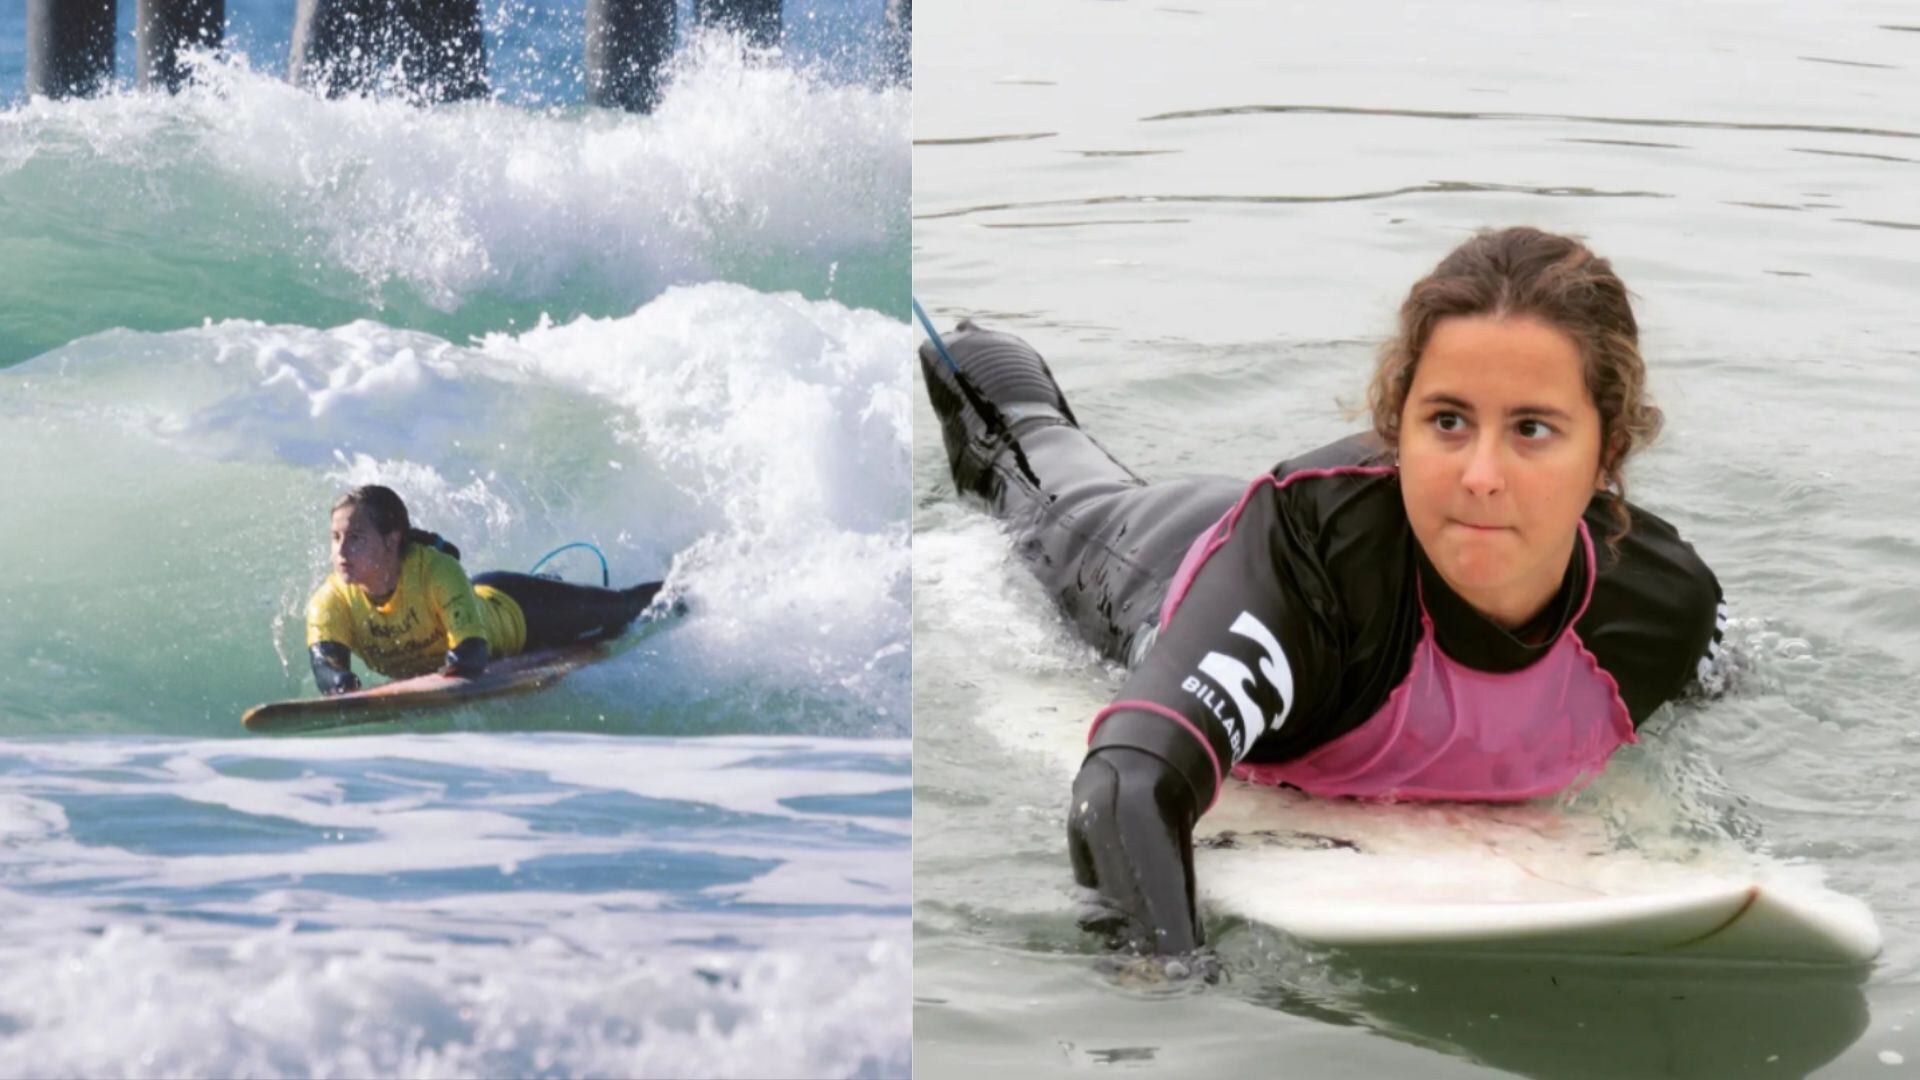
918 226 1726 957
308 485 664 695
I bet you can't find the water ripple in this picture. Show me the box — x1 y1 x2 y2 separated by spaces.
916 181 1669 222
914 132 1057 146
1139 103 1920 143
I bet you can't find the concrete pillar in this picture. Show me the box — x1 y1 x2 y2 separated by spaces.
289 0 487 103
695 0 779 49
138 0 225 92
402 0 486 101
884 0 910 86
585 0 675 113
26 0 117 99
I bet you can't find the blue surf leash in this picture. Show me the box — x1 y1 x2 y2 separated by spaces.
529 541 610 587
912 296 963 377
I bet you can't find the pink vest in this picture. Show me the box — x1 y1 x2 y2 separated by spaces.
1236 521 1634 802
1099 467 1638 805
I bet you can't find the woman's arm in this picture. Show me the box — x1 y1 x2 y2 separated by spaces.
308 641 361 695
424 552 493 678
305 585 361 695
1069 711 1215 956
1067 478 1344 956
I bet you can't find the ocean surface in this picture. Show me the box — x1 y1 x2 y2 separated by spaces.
913 2 1920 1077
1 2 910 1075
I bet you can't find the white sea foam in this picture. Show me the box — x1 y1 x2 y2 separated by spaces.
912 507 1107 679
480 285 912 712
0 735 910 1078
0 36 907 313
0 922 908 1079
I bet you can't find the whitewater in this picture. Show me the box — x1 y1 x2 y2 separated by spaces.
1 4 910 1074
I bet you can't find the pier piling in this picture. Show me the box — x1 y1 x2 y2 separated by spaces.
695 0 780 49
26 0 117 99
290 0 488 102
585 0 676 113
138 0 226 92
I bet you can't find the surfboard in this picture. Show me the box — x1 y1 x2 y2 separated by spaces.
996 681 1879 965
242 642 614 734
1192 781 1883 965
244 599 689 734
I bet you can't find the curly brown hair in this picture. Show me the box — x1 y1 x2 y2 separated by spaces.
1366 226 1662 545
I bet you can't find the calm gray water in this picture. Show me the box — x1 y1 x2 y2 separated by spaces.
912 2 1920 1077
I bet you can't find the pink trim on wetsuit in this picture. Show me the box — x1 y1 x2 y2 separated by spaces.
1088 700 1226 812
1158 466 1396 630
1095 469 1640 805
1236 520 1637 802
1091 466 1392 809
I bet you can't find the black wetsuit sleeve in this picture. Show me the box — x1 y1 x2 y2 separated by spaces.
1675 581 1729 704
309 641 360 696
1093 480 1344 805
1579 501 1730 724
441 637 490 678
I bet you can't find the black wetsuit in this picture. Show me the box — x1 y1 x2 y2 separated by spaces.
308 546 664 696
920 321 1725 953
470 572 664 652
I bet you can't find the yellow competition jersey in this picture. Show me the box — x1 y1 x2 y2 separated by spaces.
306 544 527 678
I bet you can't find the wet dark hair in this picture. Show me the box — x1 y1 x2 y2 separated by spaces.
331 485 461 560
1367 226 1661 546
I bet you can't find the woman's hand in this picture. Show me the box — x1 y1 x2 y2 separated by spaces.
308 642 361 696
1067 745 1204 956
440 637 490 679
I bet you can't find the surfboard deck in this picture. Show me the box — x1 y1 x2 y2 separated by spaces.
243 642 614 734
1192 784 1883 965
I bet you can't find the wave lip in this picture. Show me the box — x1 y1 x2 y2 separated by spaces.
0 284 908 737
0 36 910 362
479 284 913 727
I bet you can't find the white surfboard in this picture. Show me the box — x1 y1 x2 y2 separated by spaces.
996 693 1885 965
1193 781 1882 965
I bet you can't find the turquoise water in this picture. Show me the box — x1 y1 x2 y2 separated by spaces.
0 2 908 364
913 2 1920 1077
1 3 910 1074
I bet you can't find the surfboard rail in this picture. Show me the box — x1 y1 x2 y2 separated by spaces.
242 642 611 734
1219 879 1883 965
1193 813 1885 966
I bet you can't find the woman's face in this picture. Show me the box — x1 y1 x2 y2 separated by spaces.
1397 314 1605 629
330 505 403 596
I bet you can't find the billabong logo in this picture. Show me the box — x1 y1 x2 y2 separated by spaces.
1180 611 1294 761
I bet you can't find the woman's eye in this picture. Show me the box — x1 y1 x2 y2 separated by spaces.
1516 419 1555 440
1433 412 1465 433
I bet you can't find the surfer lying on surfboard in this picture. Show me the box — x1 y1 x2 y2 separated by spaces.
918 226 1728 959
309 484 663 694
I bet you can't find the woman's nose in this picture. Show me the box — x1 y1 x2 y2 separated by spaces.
1461 432 1507 496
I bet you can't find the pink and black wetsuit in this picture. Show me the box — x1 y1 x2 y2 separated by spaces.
922 321 1725 809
